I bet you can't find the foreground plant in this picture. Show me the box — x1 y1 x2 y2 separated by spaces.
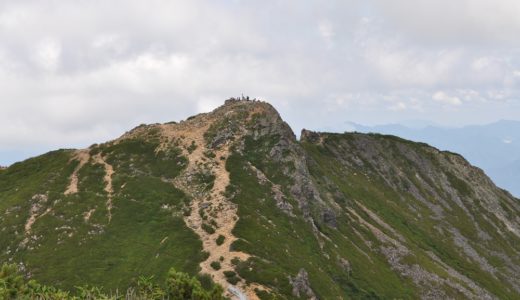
0 264 224 300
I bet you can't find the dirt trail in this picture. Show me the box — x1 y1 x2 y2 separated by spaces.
64 150 90 195
21 194 51 247
25 207 51 234
160 116 268 300
93 154 114 222
84 208 96 222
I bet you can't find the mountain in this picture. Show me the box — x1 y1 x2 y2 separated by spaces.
1 99 520 299
347 120 520 197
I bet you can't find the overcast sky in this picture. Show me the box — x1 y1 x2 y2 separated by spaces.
1 0 520 165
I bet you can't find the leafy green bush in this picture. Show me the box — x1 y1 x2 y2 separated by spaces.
0 263 225 299
165 268 224 300
223 270 240 285
202 223 216 234
226 276 240 285
223 271 236 278
215 234 226 246
187 141 197 154
204 150 216 159
210 261 221 270
196 172 216 191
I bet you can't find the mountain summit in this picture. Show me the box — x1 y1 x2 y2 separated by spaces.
1 99 519 299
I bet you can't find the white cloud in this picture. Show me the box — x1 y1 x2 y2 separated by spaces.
433 91 462 106
355 18 466 89
0 0 519 165
375 0 520 45
318 20 335 47
389 101 407 111
34 38 61 72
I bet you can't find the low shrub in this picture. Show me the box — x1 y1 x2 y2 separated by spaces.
0 263 225 299
210 261 221 270
202 223 216 234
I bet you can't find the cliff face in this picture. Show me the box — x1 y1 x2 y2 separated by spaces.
0 99 519 299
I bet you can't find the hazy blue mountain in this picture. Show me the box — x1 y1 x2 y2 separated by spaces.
346 120 520 197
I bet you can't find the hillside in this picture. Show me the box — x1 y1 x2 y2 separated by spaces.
1 99 519 299
347 120 520 197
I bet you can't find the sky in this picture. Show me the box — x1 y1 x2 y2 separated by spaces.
1 0 520 165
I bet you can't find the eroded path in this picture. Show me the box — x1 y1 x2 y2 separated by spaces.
64 150 90 195
92 153 114 222
64 149 114 223
160 118 268 300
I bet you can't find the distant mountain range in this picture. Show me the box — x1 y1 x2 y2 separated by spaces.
346 120 520 197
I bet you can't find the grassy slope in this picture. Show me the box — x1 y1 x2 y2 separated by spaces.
301 132 520 299
220 123 519 298
1 108 519 299
227 134 417 299
0 133 206 292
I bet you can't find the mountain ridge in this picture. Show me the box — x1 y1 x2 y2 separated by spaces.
1 98 520 299
345 120 520 197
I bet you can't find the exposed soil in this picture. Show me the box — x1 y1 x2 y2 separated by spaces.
64 150 90 195
158 113 269 300
93 154 114 222
22 194 51 248
83 208 96 222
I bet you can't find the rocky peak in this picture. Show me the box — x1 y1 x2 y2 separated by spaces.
115 98 296 148
300 129 322 144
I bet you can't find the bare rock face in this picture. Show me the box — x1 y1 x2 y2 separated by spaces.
204 100 337 230
300 129 321 144
289 269 317 300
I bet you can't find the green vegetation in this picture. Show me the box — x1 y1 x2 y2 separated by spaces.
187 141 197 154
223 270 240 285
227 151 409 298
225 118 519 298
0 134 206 292
195 171 216 191
216 235 225 246
301 132 520 299
210 261 221 271
446 171 473 197
202 223 216 234
0 263 224 299
1 101 519 299
101 136 187 179
204 150 216 159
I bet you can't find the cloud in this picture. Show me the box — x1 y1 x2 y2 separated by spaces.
34 38 61 72
318 20 335 47
0 0 519 165
389 101 407 111
433 91 462 106
374 0 520 46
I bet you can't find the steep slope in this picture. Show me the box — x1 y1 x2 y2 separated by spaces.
1 99 519 299
300 132 520 298
0 126 206 291
348 120 520 196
